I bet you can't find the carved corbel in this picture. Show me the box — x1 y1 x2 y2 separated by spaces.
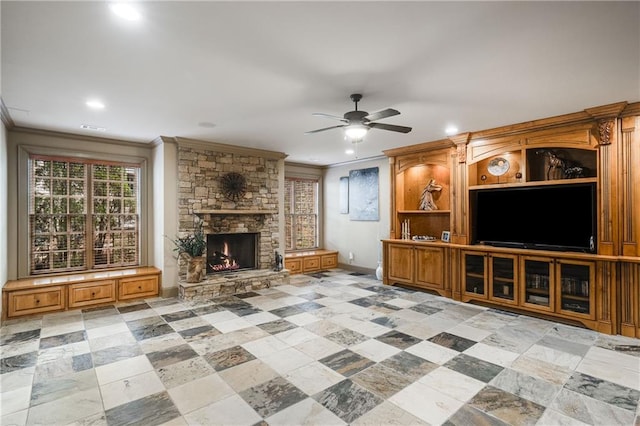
597 119 614 145
448 133 470 163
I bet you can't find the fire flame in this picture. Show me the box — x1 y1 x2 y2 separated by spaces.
209 241 240 272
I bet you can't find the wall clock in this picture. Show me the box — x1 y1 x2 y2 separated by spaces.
221 172 247 201
488 157 510 176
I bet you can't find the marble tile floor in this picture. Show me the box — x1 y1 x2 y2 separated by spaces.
2 269 640 426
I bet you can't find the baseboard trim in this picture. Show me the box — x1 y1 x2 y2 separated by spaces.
161 286 179 298
337 263 376 277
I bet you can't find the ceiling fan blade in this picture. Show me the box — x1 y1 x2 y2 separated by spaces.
311 112 349 123
304 124 346 135
369 122 412 133
365 108 400 122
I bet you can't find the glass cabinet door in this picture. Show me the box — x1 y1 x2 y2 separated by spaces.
522 257 553 312
463 252 486 297
557 260 594 318
490 255 517 304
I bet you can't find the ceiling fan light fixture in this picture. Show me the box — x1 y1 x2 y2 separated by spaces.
344 124 369 141
109 3 141 21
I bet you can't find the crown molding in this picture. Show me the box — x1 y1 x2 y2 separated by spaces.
621 101 640 117
585 101 628 120
323 154 387 169
9 125 155 149
382 139 454 158
175 136 287 160
0 97 16 128
151 136 178 148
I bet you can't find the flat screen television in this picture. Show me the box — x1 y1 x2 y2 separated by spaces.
470 182 597 253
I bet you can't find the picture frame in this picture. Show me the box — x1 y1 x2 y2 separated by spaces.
339 176 349 214
441 231 451 243
349 167 379 221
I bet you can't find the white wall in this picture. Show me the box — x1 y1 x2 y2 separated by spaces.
323 156 390 272
152 138 179 296
0 119 8 316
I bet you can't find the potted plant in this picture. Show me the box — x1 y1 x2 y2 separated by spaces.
169 218 207 283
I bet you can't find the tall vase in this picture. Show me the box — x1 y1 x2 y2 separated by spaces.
186 256 206 283
375 261 383 281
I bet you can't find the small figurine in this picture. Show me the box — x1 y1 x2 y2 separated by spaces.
274 251 283 271
419 179 442 211
536 149 585 180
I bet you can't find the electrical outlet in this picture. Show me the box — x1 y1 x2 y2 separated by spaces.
349 252 354 261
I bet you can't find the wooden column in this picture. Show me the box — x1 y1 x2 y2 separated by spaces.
619 113 640 257
449 133 470 244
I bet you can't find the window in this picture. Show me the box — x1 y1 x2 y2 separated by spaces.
284 177 318 251
29 155 140 274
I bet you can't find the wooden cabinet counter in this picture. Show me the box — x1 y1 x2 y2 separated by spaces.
285 250 338 274
383 240 450 297
2 267 161 320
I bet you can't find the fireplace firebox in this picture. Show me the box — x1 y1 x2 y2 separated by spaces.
206 233 258 274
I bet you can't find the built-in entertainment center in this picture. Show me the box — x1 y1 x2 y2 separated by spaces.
382 101 640 337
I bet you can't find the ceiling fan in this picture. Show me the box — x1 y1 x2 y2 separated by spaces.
305 94 412 141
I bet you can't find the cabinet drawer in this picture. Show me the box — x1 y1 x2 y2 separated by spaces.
68 280 116 308
321 254 337 269
7 286 65 317
118 275 159 300
285 258 302 274
303 256 321 272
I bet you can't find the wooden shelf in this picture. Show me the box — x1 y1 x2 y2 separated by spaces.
562 294 589 301
398 210 451 214
194 209 277 215
465 272 484 279
468 177 597 191
526 288 550 295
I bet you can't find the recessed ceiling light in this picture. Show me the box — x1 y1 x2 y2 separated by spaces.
198 122 216 128
86 100 105 109
80 124 107 132
109 3 141 21
345 149 355 155
445 126 459 135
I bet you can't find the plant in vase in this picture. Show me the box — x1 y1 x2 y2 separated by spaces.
168 219 207 283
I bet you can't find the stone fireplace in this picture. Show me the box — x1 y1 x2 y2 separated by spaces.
175 138 289 302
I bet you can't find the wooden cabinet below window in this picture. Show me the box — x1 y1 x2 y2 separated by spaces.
119 275 159 300
68 280 116 308
2 267 161 320
284 258 302 274
6 286 65 318
285 250 338 274
321 253 338 269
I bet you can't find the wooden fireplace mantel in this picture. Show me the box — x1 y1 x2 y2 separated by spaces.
194 209 277 215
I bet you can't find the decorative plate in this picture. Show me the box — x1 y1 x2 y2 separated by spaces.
488 157 510 176
221 172 247 201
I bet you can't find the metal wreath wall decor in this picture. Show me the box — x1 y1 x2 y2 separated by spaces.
221 172 247 201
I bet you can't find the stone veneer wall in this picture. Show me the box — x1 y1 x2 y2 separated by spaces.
177 142 281 274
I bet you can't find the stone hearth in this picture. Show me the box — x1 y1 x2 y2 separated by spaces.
179 269 290 302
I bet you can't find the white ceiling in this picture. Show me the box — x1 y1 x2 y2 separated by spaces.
2 1 639 166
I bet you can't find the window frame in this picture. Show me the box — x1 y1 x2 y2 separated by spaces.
18 144 149 278
284 176 320 251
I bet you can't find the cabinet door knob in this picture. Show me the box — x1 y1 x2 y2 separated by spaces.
91 292 96 297
35 299 40 304
138 286 142 290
